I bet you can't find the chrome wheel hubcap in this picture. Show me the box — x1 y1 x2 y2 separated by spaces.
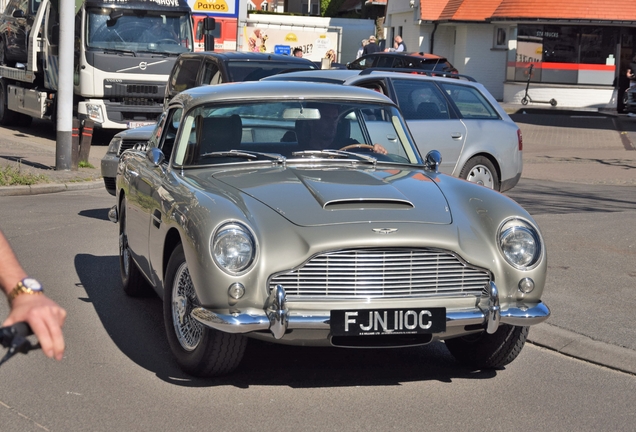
467 165 494 189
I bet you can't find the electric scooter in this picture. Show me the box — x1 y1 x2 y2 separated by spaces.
521 64 558 107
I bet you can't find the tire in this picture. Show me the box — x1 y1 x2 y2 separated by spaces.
521 97 528 105
550 99 557 107
163 244 246 377
0 79 17 126
119 199 153 297
444 324 529 369
459 156 499 191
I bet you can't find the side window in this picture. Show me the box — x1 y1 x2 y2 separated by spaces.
349 57 370 70
158 108 182 162
148 112 167 148
200 60 221 85
440 83 500 119
375 56 394 68
169 59 200 94
392 79 450 120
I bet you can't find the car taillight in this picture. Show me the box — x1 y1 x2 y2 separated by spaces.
517 128 523 151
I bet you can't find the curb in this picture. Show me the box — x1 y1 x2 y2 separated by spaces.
528 323 636 375
0 180 104 196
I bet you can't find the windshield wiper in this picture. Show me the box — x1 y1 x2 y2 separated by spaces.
291 149 377 165
103 48 137 56
200 150 286 163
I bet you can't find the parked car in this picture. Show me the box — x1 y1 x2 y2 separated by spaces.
108 80 549 377
164 51 317 108
347 52 458 75
0 0 39 65
101 52 317 195
264 69 523 191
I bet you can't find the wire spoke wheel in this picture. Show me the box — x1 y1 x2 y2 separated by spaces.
171 262 203 351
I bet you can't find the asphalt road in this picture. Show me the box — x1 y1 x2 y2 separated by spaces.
0 188 635 431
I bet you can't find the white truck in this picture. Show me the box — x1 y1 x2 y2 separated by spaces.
0 0 194 129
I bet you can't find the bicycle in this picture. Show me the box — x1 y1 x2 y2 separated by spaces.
0 322 40 366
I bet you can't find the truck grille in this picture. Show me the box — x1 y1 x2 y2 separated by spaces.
269 248 491 300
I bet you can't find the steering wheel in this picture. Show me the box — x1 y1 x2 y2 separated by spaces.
339 144 375 152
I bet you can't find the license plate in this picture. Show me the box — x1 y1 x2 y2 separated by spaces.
127 121 155 129
330 308 446 337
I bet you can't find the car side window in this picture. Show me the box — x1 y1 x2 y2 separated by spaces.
439 83 500 119
170 58 200 94
201 59 222 85
392 79 450 120
375 56 394 68
349 57 370 70
158 108 182 162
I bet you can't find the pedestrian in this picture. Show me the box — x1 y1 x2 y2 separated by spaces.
362 35 381 55
293 47 303 58
385 35 406 52
627 54 636 88
0 230 66 361
356 39 368 59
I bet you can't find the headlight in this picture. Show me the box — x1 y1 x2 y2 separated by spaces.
212 222 256 275
498 218 542 270
85 103 105 123
107 137 122 155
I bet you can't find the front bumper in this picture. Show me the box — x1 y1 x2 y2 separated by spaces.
192 282 550 341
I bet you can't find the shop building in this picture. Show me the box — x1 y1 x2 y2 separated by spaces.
383 0 636 109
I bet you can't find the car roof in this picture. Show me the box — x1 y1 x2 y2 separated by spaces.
364 52 448 61
263 69 475 85
171 80 395 110
175 51 317 65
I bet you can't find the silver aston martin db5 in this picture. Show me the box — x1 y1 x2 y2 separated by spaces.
108 81 550 377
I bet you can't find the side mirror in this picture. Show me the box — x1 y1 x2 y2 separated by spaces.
425 150 441 172
146 147 165 167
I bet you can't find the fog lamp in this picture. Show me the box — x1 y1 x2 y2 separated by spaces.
228 283 245 300
518 278 535 294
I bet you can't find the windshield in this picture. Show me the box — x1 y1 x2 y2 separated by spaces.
227 61 316 82
172 100 421 167
86 8 192 55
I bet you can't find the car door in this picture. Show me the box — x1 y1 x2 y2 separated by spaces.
388 77 466 174
144 107 184 285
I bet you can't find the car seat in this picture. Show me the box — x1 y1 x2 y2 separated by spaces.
195 114 243 162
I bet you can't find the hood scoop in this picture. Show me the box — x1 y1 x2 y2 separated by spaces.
323 198 414 211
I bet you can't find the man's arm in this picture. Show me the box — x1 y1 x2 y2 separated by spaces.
0 231 66 360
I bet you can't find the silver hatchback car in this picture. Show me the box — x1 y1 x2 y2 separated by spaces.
264 69 523 192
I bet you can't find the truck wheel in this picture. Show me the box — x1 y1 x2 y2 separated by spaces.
444 324 529 369
459 156 499 191
163 243 247 377
119 199 153 297
0 79 17 125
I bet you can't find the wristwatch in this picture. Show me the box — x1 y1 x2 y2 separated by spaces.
7 277 43 304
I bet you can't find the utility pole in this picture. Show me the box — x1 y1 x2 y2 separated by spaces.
56 0 75 170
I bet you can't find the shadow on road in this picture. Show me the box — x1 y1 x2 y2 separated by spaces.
75 253 502 388
506 179 636 215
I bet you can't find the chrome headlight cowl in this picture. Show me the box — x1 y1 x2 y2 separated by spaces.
498 218 542 270
212 222 257 275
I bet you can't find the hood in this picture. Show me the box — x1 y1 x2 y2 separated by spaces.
209 165 451 227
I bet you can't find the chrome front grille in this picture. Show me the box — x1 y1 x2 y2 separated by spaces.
269 248 491 300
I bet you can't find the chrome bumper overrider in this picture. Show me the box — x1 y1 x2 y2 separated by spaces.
191 282 550 339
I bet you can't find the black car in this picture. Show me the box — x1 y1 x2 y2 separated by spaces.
165 51 317 108
0 0 40 66
347 52 458 75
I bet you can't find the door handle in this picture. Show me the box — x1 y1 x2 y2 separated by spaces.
451 133 463 139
